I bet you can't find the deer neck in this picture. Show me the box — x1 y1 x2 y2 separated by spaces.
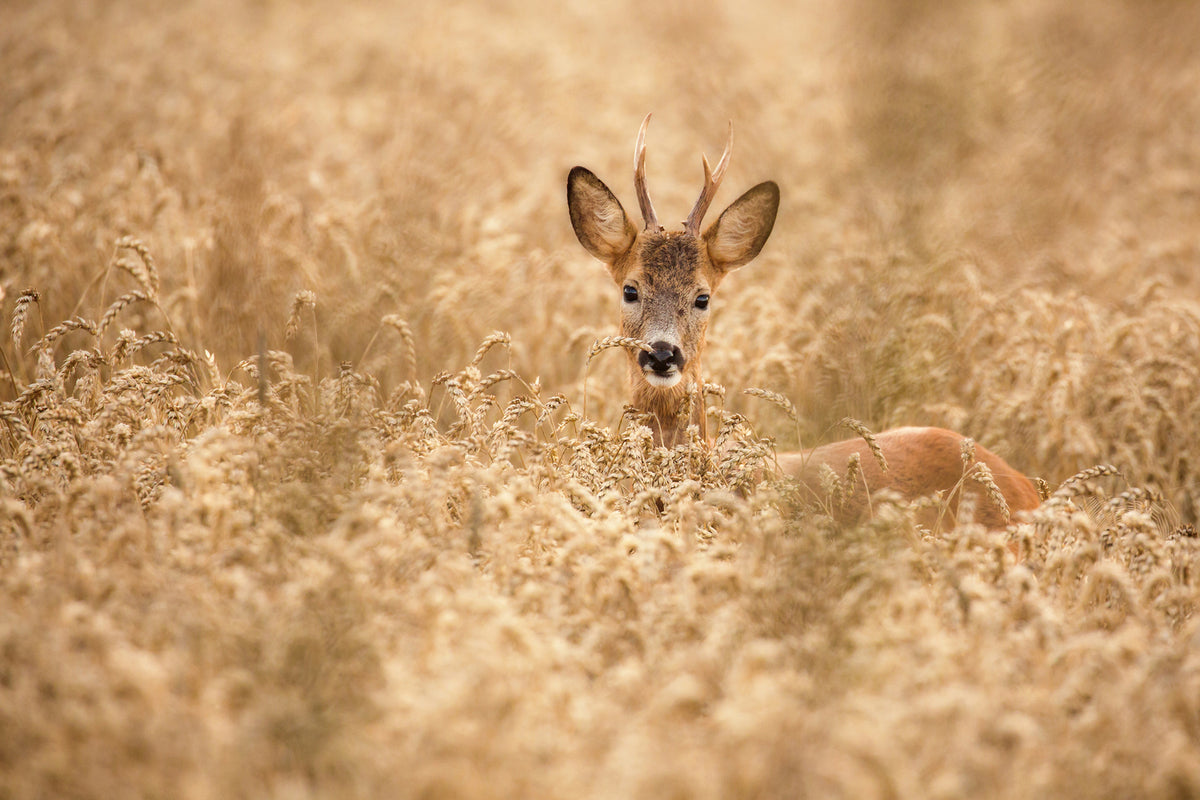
629 362 707 448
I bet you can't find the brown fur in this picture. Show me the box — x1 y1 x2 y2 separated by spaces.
777 427 1042 529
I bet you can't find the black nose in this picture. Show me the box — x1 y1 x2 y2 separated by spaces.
638 340 685 373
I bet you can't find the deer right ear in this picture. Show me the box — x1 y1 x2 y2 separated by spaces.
703 181 779 273
567 167 638 263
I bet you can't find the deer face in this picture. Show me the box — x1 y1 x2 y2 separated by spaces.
617 232 711 388
567 116 779 401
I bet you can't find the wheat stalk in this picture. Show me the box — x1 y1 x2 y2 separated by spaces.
959 437 977 467
114 236 161 298
470 331 512 367
383 315 418 381
585 336 652 366
968 462 1010 524
35 316 98 354
285 290 317 342
11 290 40 351
743 387 797 422
97 291 151 339
839 417 888 472
582 336 652 421
1050 464 1124 502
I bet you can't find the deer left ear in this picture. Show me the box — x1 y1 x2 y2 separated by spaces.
567 166 638 263
702 181 779 272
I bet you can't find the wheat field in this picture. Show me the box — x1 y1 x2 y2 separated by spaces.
4 0 1200 797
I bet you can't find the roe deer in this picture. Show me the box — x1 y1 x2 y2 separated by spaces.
566 114 1040 529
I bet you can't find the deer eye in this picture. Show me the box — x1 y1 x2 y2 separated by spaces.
623 285 639 303
694 294 710 310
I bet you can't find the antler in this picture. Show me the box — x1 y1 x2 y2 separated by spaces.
634 113 663 232
684 121 733 235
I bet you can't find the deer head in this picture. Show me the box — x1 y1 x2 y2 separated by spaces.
567 114 779 446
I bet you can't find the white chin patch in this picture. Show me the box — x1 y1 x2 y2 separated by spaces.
643 370 682 388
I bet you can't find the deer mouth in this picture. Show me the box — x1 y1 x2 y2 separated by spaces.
642 368 682 388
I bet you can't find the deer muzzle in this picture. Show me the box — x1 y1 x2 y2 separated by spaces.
638 340 686 386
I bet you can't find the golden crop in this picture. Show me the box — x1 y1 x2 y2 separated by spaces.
3 1 1200 797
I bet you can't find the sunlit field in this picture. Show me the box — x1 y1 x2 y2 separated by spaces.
4 0 1200 797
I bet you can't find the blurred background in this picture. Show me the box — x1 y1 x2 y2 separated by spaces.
5 0 1200 512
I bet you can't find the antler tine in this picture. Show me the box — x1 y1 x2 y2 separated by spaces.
684 120 733 235
634 113 663 232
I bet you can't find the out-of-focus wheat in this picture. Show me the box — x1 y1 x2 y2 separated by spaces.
4 0 1200 797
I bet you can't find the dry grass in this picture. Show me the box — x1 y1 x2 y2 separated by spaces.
4 0 1200 797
